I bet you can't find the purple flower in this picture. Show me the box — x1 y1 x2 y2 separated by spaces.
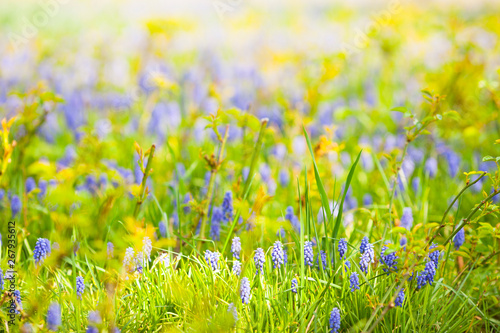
359 242 374 274
233 260 242 276
25 177 36 193
359 236 369 254
380 244 398 273
123 247 134 272
278 169 290 187
318 250 327 269
47 302 61 331
228 303 238 323
10 195 21 217
210 206 223 241
13 290 22 314
285 206 300 233
349 272 360 292
363 194 373 206
395 289 404 307
329 307 341 333
158 221 167 238
107 242 114 259
417 260 436 289
221 191 233 223
304 241 314 267
453 228 465 250
254 248 265 274
76 276 85 299
240 277 251 304
143 237 152 262
429 243 440 268
272 241 285 269
231 237 241 259
34 238 50 266
338 238 347 259
291 278 298 293
400 208 413 230
425 157 438 178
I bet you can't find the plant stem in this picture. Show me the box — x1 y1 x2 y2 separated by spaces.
240 118 268 198
198 126 229 250
133 144 156 219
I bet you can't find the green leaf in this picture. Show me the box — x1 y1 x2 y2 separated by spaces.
482 156 495 162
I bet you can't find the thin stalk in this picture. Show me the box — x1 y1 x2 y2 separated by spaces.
198 126 229 250
133 144 156 219
240 118 268 198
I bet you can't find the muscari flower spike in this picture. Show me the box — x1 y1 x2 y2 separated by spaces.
231 236 241 259
11 195 21 217
395 289 405 307
359 236 369 254
254 248 265 274
318 250 327 269
359 242 374 274
285 206 300 233
222 191 233 223
26 177 36 193
380 243 398 273
291 278 298 294
338 238 347 260
86 310 102 333
228 303 238 324
123 247 135 272
76 276 85 299
135 251 144 274
272 241 285 269
107 242 114 259
240 277 251 304
143 237 152 262
158 220 167 238
13 290 22 314
233 260 242 276
47 302 61 331
304 241 314 267
429 243 440 268
453 228 465 251
400 207 413 230
34 238 51 266
329 307 341 333
417 260 436 289
349 272 360 292
343 259 351 271
210 206 223 241
0 268 3 290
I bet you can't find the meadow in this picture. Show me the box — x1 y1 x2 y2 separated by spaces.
1 0 500 332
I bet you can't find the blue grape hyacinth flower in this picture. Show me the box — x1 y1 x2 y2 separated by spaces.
329 307 341 333
428 243 440 268
231 236 241 259
222 191 233 223
76 276 85 299
359 242 374 274
254 248 266 274
143 237 153 262
34 238 51 266
47 302 61 331
233 260 242 276
304 241 314 267
240 277 251 304
26 177 37 193
417 260 436 289
453 228 465 251
359 236 369 254
291 278 298 293
228 303 238 324
338 238 347 259
158 220 167 238
380 243 398 273
349 272 360 292
13 290 22 314
395 289 405 307
400 207 413 230
210 206 223 241
272 241 285 269
11 195 21 217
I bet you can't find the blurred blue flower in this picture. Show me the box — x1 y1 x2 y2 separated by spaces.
231 236 241 259
47 302 61 331
25 177 36 193
76 276 85 299
453 228 465 250
222 191 233 223
400 207 413 230
291 278 298 293
395 289 405 307
233 260 242 276
11 195 21 217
